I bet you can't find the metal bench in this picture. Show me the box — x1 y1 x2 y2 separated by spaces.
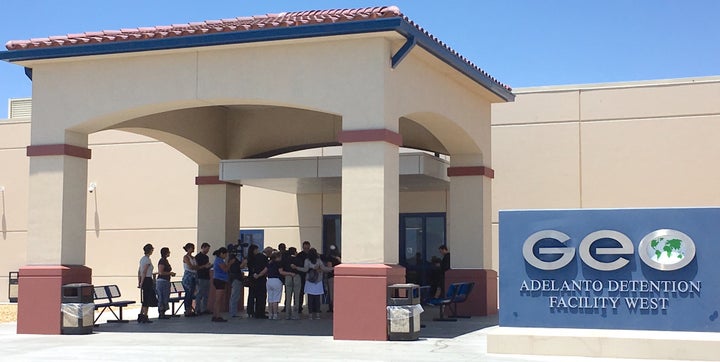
168 280 189 316
93 285 135 324
425 282 475 321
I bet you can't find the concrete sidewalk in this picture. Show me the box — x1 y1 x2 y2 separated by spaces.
0 310 709 362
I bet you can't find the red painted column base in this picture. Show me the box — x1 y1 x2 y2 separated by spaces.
17 265 92 334
333 264 405 341
445 269 498 316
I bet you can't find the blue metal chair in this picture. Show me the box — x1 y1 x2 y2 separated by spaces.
426 283 462 321
448 282 475 318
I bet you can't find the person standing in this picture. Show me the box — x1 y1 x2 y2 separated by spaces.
266 251 284 320
293 248 333 320
211 247 230 322
429 256 444 298
245 244 259 318
228 246 247 318
295 241 311 314
324 244 341 312
250 247 272 319
181 243 198 317
277 243 287 313
281 247 301 320
439 245 451 295
137 243 157 324
194 242 212 315
156 247 176 319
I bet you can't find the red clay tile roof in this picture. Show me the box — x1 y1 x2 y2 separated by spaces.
4 6 511 91
5 6 401 51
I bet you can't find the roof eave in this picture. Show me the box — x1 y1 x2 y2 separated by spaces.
395 20 514 102
0 18 403 63
0 17 514 102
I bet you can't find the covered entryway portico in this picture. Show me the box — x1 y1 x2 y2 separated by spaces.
1 6 513 339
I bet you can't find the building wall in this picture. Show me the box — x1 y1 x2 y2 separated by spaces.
3 75 718 301
491 76 720 271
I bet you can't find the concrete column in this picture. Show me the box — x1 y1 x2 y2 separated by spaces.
19 134 93 334
446 158 497 316
334 127 403 341
196 166 241 314
196 166 241 246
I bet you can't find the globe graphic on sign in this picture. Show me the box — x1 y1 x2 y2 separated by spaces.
647 237 686 265
638 229 696 271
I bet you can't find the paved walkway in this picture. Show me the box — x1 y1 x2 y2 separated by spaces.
0 308 708 361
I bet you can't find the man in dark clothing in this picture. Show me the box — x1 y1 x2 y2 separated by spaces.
438 245 451 296
295 241 311 313
278 243 287 313
194 242 212 315
251 246 272 319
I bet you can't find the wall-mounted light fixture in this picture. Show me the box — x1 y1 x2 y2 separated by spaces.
88 182 96 193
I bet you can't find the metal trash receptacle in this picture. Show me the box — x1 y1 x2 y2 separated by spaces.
8 272 18 303
61 283 94 335
387 283 422 341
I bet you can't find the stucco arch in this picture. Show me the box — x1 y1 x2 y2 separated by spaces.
402 111 484 161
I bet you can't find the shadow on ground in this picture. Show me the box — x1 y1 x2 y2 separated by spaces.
94 306 499 338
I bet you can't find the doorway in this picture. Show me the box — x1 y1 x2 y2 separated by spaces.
399 213 446 285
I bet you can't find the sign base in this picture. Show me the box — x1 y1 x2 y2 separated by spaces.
487 326 720 361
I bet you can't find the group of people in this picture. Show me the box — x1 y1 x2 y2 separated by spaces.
136 240 341 323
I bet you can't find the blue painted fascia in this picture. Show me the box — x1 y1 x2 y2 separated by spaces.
395 21 515 102
0 18 402 62
24 67 32 80
0 17 514 101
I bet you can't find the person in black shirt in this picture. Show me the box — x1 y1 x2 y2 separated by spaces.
250 246 272 319
277 243 287 313
439 245 451 295
266 251 284 319
295 241 311 313
429 256 443 298
194 242 212 315
245 244 259 318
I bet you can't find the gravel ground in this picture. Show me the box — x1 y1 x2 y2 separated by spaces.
0 304 17 323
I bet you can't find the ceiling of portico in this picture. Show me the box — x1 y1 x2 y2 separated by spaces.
107 104 451 164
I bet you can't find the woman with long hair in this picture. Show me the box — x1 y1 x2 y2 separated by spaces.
181 243 198 317
293 248 333 320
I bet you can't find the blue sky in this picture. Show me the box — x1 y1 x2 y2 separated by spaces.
1 1 719 116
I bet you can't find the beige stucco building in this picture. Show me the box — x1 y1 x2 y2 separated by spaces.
0 7 511 339
1 6 719 344
3 75 719 303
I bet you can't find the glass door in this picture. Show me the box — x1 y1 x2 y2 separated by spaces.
399 213 446 285
322 215 341 255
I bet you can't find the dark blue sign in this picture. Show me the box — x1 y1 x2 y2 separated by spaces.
499 208 720 332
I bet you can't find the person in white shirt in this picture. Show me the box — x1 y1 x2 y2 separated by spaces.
137 243 157 323
292 248 333 320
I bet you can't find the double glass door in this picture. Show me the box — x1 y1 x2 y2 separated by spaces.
399 213 446 285
321 212 447 286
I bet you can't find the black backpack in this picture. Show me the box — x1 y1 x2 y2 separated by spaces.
307 268 320 283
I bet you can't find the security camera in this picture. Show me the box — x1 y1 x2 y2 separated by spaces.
88 183 96 193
